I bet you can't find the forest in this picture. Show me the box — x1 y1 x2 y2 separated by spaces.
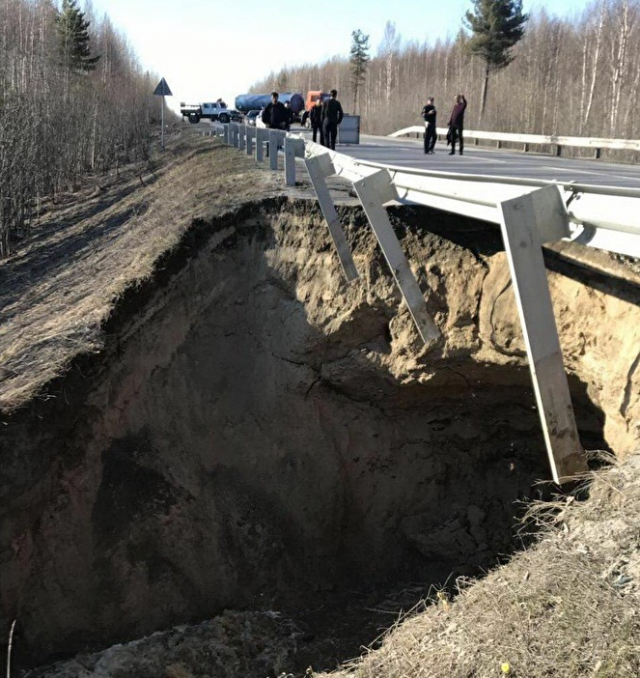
0 0 158 256
250 0 640 141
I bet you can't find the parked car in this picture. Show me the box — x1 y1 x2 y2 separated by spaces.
227 109 243 122
244 110 261 127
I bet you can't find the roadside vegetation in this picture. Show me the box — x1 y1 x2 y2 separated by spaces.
252 0 640 142
0 132 278 412
324 453 640 678
0 0 159 257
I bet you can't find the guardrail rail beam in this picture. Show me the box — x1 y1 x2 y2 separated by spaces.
352 169 440 347
498 185 587 484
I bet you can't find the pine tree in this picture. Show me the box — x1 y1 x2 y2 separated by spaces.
350 29 370 113
56 0 100 73
464 0 528 117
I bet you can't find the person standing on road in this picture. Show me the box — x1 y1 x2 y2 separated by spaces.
421 97 437 154
447 94 467 156
283 101 293 131
309 97 324 145
262 91 288 130
322 89 344 150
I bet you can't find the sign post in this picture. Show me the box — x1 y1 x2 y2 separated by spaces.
153 78 173 149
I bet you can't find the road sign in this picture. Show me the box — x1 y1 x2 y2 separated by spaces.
153 78 172 149
153 78 172 96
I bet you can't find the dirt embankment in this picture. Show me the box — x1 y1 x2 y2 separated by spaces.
1 131 639 675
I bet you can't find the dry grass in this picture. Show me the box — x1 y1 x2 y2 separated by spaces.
0 128 281 413
326 453 640 678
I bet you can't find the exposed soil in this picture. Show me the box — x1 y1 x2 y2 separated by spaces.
1 129 639 676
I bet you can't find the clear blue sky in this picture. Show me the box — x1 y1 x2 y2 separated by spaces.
85 0 586 114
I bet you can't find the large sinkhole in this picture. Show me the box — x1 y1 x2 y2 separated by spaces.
3 198 638 671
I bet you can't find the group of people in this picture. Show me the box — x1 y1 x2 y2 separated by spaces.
261 88 468 156
308 89 344 150
261 89 344 150
421 94 467 155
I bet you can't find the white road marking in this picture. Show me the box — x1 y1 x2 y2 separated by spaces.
540 166 608 177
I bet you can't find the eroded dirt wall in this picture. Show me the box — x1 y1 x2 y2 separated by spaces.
1 199 638 665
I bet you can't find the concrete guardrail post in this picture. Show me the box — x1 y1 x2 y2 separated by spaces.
269 131 278 170
255 128 266 162
497 185 587 484
304 152 359 282
352 169 440 348
246 127 254 156
284 137 305 186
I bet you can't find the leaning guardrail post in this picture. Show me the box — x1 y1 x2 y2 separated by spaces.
284 137 305 186
304 151 359 282
498 185 587 484
269 131 278 170
352 170 440 347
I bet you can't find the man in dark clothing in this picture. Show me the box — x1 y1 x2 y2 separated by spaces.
262 91 288 130
283 102 293 131
421 97 437 154
447 94 467 155
322 89 344 150
309 98 324 145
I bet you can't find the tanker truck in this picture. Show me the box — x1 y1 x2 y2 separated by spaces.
235 92 305 122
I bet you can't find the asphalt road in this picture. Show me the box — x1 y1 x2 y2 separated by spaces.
293 126 640 190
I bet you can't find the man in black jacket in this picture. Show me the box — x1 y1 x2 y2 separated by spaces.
262 92 288 130
447 94 467 155
309 98 324 144
421 97 437 154
322 89 344 150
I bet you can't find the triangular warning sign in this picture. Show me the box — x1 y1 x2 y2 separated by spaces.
153 78 172 96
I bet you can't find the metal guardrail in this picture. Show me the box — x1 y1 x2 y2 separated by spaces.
210 120 640 484
390 126 640 158
209 121 640 261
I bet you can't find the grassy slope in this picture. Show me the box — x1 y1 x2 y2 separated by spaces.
0 131 278 413
324 454 640 678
